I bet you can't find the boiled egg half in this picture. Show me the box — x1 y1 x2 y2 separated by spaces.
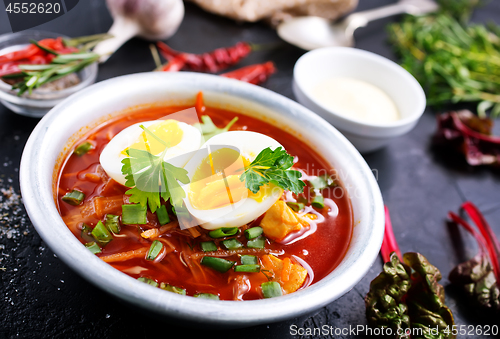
100 119 201 186
182 131 284 230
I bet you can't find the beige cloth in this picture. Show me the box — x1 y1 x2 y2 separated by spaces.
188 0 358 26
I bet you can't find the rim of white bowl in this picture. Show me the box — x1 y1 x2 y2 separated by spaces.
20 72 384 327
293 47 426 130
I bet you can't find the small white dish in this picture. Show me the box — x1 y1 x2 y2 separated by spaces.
293 47 426 153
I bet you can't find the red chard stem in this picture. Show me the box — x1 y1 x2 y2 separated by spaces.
381 206 402 263
461 202 500 285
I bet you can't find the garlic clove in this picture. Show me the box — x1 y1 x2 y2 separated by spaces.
94 0 185 63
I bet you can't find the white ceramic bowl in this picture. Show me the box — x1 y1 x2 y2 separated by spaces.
20 72 384 328
293 47 426 153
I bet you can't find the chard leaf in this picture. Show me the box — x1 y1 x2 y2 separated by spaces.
403 252 455 338
365 252 455 339
448 203 500 314
365 252 412 338
434 110 500 166
449 254 500 313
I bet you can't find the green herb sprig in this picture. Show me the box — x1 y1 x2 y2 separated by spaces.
194 115 238 141
239 146 305 194
121 125 189 213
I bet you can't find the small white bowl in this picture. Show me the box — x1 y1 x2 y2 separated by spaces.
0 31 98 118
293 47 426 153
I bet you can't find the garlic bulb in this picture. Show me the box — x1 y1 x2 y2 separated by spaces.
94 0 184 63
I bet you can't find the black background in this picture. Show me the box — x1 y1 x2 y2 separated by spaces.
3 0 66 32
0 0 499 338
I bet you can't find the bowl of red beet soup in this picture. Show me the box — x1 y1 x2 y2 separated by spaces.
20 72 384 327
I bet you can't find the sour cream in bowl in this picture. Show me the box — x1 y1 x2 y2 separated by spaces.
293 47 426 153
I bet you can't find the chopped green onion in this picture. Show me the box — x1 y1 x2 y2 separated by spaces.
105 214 120 234
309 176 327 190
137 277 158 287
221 238 243 250
156 205 170 225
247 235 266 249
286 202 305 212
73 141 94 156
121 204 147 225
244 226 263 240
61 189 85 206
160 283 186 295
200 241 218 252
200 256 235 273
241 255 258 265
234 264 261 273
52 52 99 62
84 241 101 254
91 221 113 245
193 293 219 300
81 223 94 242
311 195 325 209
261 281 282 298
18 64 54 71
308 175 336 190
208 227 239 238
146 240 163 261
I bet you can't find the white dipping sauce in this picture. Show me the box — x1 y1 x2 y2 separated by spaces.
312 77 400 124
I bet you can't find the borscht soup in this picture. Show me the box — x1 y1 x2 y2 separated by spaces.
56 92 353 301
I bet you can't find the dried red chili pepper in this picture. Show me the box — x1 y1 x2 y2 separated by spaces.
156 41 252 73
160 55 186 72
0 45 40 64
221 61 276 85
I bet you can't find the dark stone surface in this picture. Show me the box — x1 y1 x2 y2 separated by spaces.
0 1 499 338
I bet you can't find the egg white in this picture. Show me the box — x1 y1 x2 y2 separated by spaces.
182 131 284 230
99 120 201 186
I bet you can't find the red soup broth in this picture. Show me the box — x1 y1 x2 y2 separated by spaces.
56 104 353 301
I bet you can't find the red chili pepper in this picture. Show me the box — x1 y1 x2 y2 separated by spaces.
160 55 186 72
220 61 276 85
0 37 78 66
157 41 252 73
0 44 40 64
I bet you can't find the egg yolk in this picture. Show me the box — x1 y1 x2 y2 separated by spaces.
189 148 271 210
122 120 183 156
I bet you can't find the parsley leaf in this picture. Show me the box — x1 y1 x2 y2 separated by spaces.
194 115 238 141
120 127 189 213
239 147 305 194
